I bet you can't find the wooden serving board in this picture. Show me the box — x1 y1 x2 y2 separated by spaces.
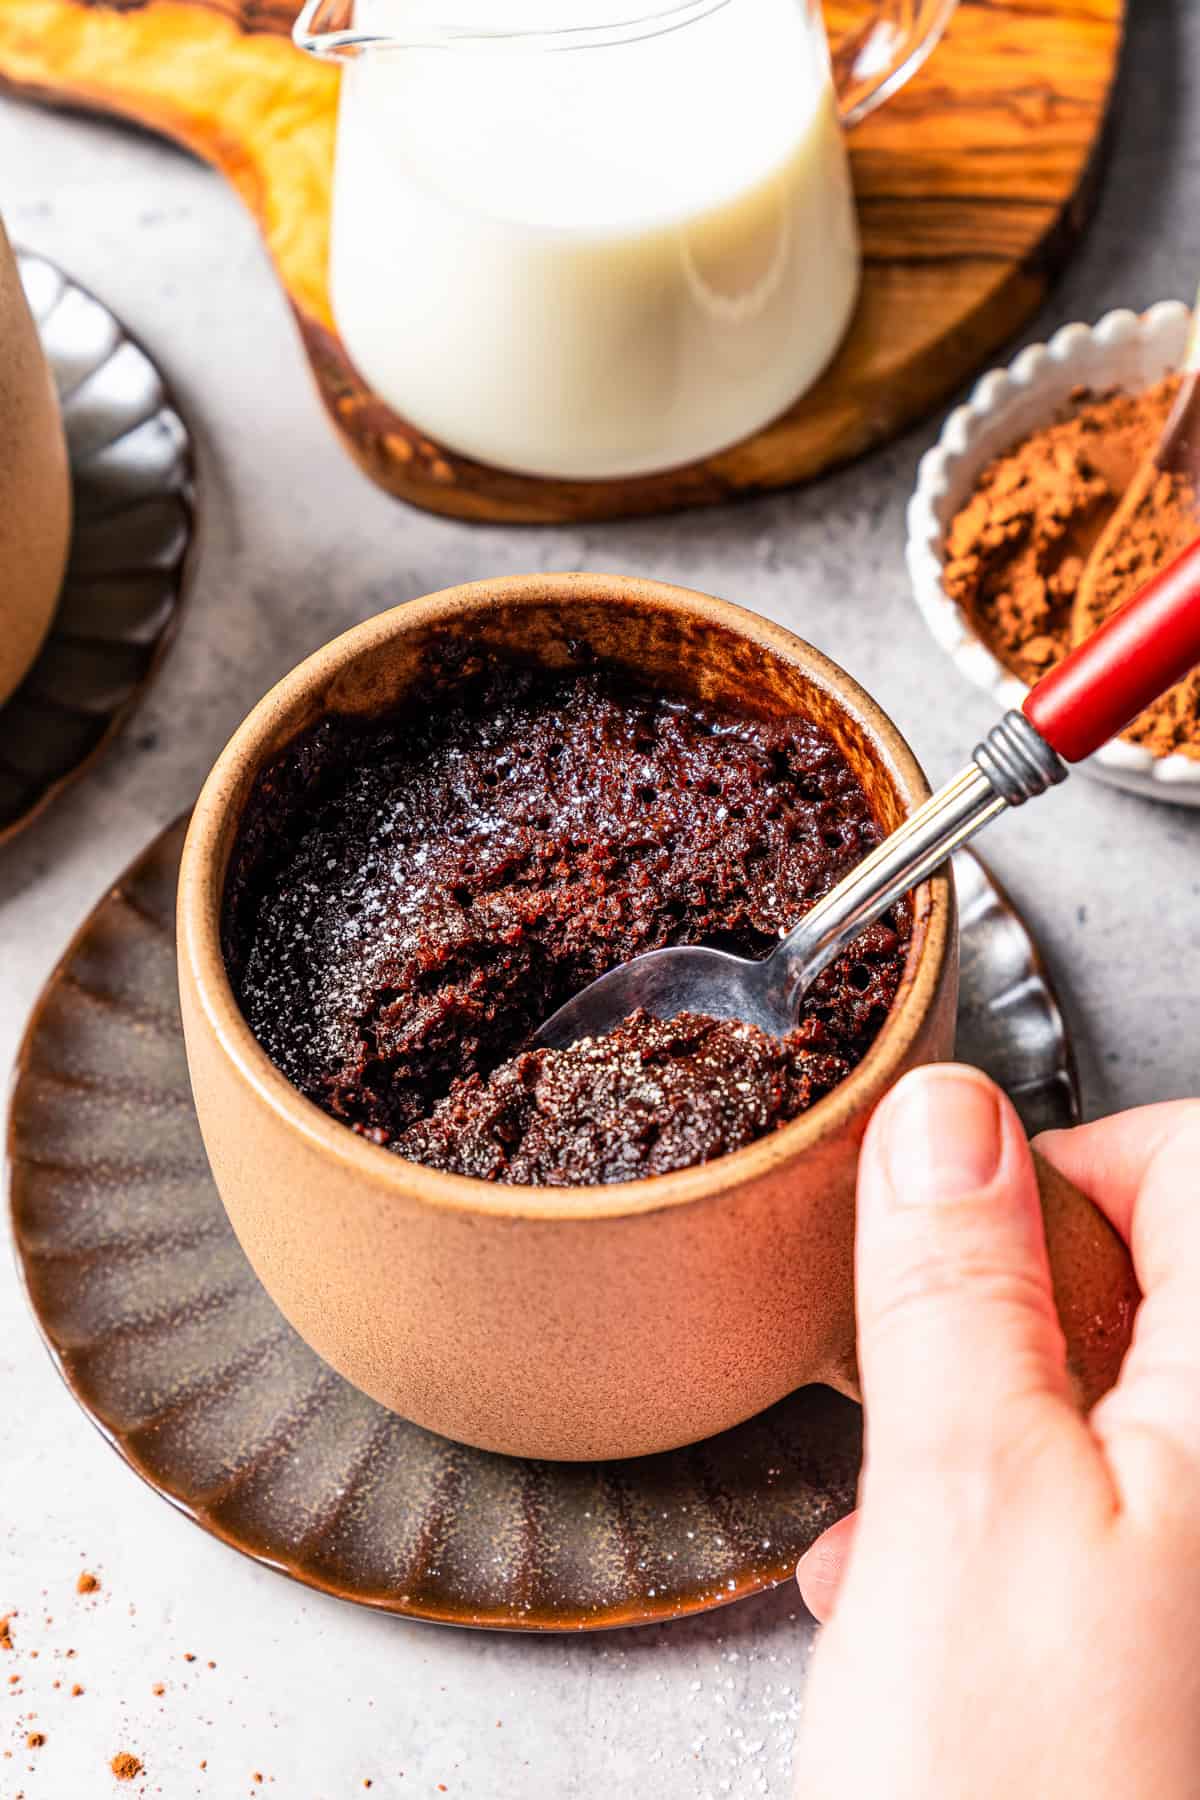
1 0 1124 524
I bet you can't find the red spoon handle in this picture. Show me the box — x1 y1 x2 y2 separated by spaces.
1023 533 1200 763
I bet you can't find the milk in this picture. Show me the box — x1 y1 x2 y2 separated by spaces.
330 0 859 479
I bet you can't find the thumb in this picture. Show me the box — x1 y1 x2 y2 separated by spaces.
855 1065 1080 1486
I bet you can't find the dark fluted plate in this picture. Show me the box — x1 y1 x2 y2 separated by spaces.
0 253 195 844
953 851 1079 1136
6 823 1077 1631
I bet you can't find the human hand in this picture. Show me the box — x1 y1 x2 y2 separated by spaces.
792 1066 1200 1799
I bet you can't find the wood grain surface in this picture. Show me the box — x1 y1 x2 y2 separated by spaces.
0 0 1125 522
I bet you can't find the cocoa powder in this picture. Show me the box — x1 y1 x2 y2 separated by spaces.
943 377 1200 761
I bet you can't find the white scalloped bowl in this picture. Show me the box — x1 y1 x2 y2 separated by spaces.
906 302 1200 807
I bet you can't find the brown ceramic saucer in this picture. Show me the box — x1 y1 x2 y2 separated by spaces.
7 820 1077 1632
0 252 195 845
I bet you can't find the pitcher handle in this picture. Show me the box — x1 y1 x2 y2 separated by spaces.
824 0 960 129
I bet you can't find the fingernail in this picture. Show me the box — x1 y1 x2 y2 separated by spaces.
880 1069 1003 1204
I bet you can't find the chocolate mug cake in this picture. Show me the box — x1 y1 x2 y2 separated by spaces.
224 649 909 1185
181 576 1134 1459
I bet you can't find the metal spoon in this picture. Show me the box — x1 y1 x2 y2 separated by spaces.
535 538 1200 1051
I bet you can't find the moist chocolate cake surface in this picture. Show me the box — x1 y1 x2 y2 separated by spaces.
224 652 909 1185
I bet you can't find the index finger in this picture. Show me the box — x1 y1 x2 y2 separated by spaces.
1040 1102 1200 1512
1035 1101 1200 1246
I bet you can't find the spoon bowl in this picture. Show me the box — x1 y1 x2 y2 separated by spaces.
536 942 789 1048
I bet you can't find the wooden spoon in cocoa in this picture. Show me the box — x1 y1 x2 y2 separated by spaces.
1071 309 1200 652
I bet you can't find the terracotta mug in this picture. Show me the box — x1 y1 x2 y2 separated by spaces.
0 219 71 708
177 574 1137 1461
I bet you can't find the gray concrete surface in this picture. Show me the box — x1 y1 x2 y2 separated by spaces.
1 3 1198 1793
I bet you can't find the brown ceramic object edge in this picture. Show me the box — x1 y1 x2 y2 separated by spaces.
0 250 199 847
0 224 70 712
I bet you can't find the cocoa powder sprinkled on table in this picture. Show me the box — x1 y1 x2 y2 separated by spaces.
71 1685 83 1698
76 1572 99 1595
25 1733 44 1750
111 1752 143 1781
151 1683 165 1696
0 1616 13 1650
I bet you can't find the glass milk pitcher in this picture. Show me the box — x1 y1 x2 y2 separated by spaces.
295 0 957 481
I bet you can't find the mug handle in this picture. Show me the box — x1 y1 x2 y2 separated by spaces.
1033 1149 1140 1411
823 0 961 128
826 1149 1140 1411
